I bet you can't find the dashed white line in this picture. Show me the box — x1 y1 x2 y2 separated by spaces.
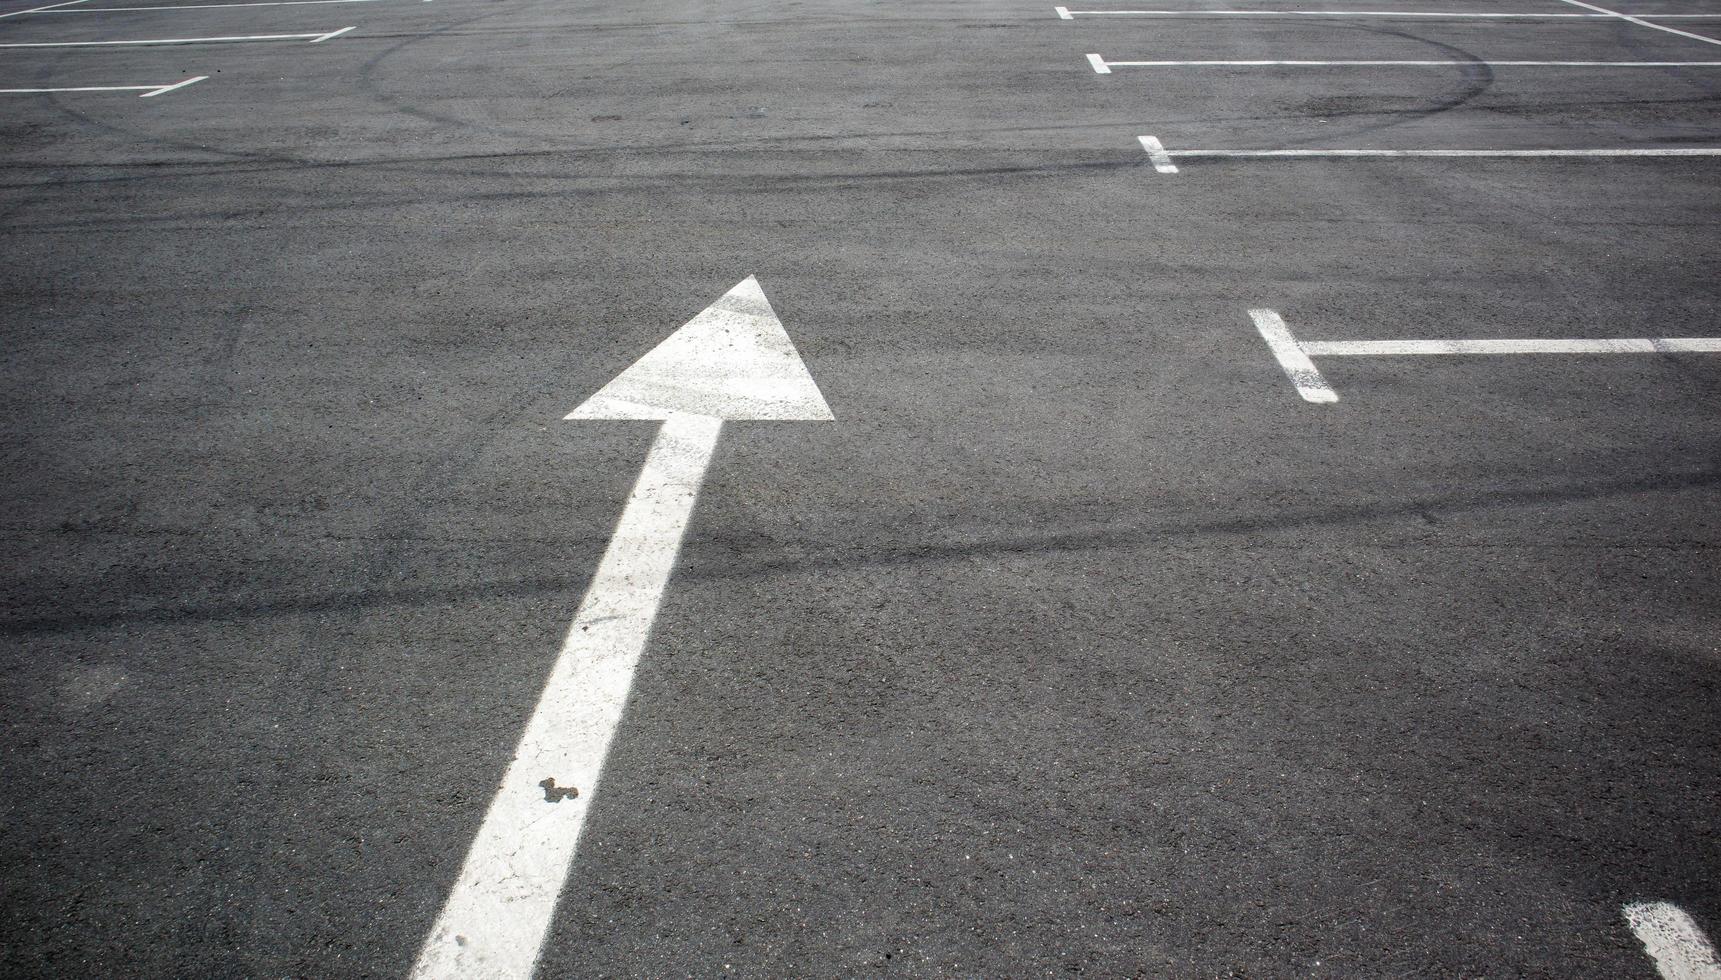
1624 902 1721 980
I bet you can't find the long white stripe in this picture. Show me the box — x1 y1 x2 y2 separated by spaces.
1158 147 1721 160
412 413 724 980
45 0 378 9
1250 309 1337 403
1059 7 1721 16
1099 59 1721 66
0 0 87 18
0 30 333 44
0 83 153 92
1624 902 1721 980
1553 0 1721 47
1303 338 1721 355
140 74 206 97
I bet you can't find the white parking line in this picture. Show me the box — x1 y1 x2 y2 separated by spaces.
42 0 383 10
0 0 87 18
1137 136 1721 170
0 28 352 45
1250 309 1337 403
0 76 204 96
1137 135 1179 173
140 74 206 96
1250 308 1721 403
1553 0 1721 47
1057 6 1721 17
1623 902 1721 980
1091 55 1721 70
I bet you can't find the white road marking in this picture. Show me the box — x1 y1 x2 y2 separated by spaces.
44 0 381 10
1250 309 1336 403
1095 58 1721 67
0 0 87 18
140 74 206 96
1057 7 1721 16
412 277 833 980
1251 308 1721 402
309 24 353 40
1 82 148 93
1137 135 1178 173
1553 0 1721 47
1137 136 1721 169
0 28 347 45
1624 902 1721 980
1304 338 1721 355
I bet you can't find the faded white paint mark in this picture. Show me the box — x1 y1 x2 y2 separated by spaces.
413 277 832 980
1249 309 1336 403
1625 902 1721 980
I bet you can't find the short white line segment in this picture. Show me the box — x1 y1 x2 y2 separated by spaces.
0 29 348 45
412 277 833 980
1137 135 1178 173
1251 308 1721 402
140 74 206 97
1250 309 1337 403
1092 57 1721 69
1624 902 1721 980
1553 0 1721 47
309 23 353 41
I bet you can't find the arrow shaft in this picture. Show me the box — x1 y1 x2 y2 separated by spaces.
413 413 724 980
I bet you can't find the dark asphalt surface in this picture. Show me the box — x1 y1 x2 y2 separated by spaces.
2 0 1719 974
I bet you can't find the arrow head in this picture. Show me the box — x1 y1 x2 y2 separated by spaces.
567 276 834 421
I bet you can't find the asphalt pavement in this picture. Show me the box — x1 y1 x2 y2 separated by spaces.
1 0 1718 975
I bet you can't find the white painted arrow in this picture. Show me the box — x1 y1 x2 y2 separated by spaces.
412 276 832 980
